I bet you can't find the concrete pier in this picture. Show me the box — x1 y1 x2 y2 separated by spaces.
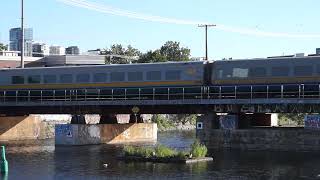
197 113 320 151
55 123 157 145
0 115 55 141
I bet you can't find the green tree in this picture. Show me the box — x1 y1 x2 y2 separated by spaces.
137 50 167 63
278 113 305 126
102 44 141 64
159 41 190 61
0 43 8 51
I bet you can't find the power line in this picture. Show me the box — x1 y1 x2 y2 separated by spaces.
56 0 320 39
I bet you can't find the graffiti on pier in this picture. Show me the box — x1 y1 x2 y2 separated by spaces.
55 125 73 138
305 115 320 130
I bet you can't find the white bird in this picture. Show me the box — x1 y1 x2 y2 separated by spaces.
103 164 108 168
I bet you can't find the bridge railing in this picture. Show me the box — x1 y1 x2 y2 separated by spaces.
0 84 319 103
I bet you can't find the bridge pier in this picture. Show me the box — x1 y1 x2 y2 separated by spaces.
0 115 55 141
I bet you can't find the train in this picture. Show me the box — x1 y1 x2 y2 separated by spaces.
0 55 320 91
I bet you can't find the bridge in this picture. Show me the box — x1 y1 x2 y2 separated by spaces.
0 83 320 115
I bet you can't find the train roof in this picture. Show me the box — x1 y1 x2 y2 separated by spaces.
214 54 320 63
0 60 206 72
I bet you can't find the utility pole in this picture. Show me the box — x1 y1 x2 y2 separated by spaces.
198 24 216 61
21 0 24 68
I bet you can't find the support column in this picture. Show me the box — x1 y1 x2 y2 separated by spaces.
70 115 86 124
129 114 143 123
99 114 118 124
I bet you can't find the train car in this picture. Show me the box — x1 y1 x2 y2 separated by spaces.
211 56 320 85
0 61 206 90
210 56 320 99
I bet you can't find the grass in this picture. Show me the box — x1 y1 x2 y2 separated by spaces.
123 140 208 160
190 140 208 158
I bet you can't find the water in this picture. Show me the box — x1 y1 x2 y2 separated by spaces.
2 131 320 180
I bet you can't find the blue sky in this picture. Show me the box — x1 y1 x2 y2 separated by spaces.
1 0 320 59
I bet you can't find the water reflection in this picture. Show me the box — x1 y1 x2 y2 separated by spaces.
1 131 320 179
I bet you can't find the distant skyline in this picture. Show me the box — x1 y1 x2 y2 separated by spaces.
1 0 320 59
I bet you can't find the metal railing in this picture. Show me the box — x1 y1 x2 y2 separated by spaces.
0 84 319 103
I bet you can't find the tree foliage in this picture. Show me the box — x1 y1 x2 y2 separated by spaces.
102 44 141 64
159 41 190 62
0 43 8 51
137 41 191 63
278 113 305 126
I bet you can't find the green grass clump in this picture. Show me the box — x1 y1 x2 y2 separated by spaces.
190 140 208 158
123 146 154 158
155 145 177 158
123 141 208 160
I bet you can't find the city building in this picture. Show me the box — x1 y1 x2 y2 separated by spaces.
65 46 80 55
9 27 33 56
49 45 65 55
317 48 320 55
32 43 49 57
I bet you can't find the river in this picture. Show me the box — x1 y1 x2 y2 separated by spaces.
2 130 320 179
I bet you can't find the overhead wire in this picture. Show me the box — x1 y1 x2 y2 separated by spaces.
56 0 320 38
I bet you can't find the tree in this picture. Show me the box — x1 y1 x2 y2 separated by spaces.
278 113 305 126
137 50 166 63
0 43 8 51
102 44 141 64
159 41 190 61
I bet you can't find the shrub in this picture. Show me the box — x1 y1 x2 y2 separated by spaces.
190 140 208 158
123 146 154 158
155 145 177 158
174 151 189 160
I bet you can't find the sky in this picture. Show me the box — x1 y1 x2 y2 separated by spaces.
1 0 320 60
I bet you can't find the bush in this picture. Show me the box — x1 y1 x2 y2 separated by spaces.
123 146 154 158
190 140 208 158
155 145 177 158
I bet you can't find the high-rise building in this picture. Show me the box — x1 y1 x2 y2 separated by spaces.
49 45 65 55
32 43 49 57
9 28 33 56
317 48 320 55
65 46 80 55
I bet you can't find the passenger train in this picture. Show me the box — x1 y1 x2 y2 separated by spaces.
0 55 320 92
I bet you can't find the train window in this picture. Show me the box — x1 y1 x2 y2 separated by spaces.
317 65 320 75
128 72 143 81
111 72 125 82
146 71 161 80
232 68 248 78
28 75 41 84
76 74 90 83
271 67 289 76
60 74 73 83
165 70 181 80
93 73 107 82
43 75 57 84
249 67 266 77
294 66 312 76
12 76 24 84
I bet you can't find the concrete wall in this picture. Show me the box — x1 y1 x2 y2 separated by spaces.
0 115 54 141
199 129 320 151
55 123 157 145
197 113 320 151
